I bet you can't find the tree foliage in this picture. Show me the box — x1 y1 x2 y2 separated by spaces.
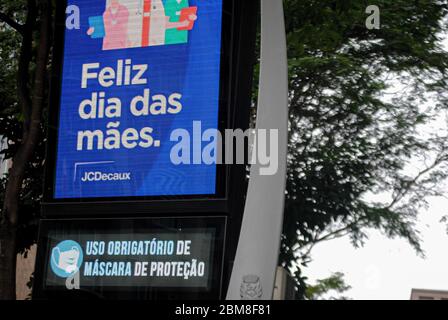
0 2 46 250
0 0 51 299
305 272 351 300
281 0 448 298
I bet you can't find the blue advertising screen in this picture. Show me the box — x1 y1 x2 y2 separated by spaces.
54 0 223 199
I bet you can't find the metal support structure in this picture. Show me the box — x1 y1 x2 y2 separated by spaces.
226 0 288 300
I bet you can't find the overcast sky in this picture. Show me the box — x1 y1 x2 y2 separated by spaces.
305 194 448 300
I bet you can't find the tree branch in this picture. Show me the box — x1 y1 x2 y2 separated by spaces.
0 11 24 35
17 0 37 136
386 151 448 210
294 151 448 262
293 217 366 261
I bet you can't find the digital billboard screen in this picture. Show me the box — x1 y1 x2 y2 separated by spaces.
35 217 226 299
53 0 224 199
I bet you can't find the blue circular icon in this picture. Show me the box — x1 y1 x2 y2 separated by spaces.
50 240 83 278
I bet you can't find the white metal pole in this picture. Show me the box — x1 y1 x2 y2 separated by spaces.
226 0 288 300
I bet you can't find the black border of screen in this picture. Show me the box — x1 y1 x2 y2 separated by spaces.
42 0 235 206
32 216 227 300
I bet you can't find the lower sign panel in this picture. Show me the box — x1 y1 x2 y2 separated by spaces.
33 217 226 300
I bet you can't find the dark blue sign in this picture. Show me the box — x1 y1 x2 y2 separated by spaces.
54 0 223 199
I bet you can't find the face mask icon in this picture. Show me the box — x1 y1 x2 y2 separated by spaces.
52 246 80 274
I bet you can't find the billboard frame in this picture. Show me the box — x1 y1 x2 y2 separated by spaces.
33 216 227 300
41 0 258 218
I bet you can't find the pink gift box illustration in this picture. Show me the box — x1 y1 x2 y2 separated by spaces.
87 0 198 50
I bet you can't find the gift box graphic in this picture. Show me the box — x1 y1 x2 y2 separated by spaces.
87 0 198 50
